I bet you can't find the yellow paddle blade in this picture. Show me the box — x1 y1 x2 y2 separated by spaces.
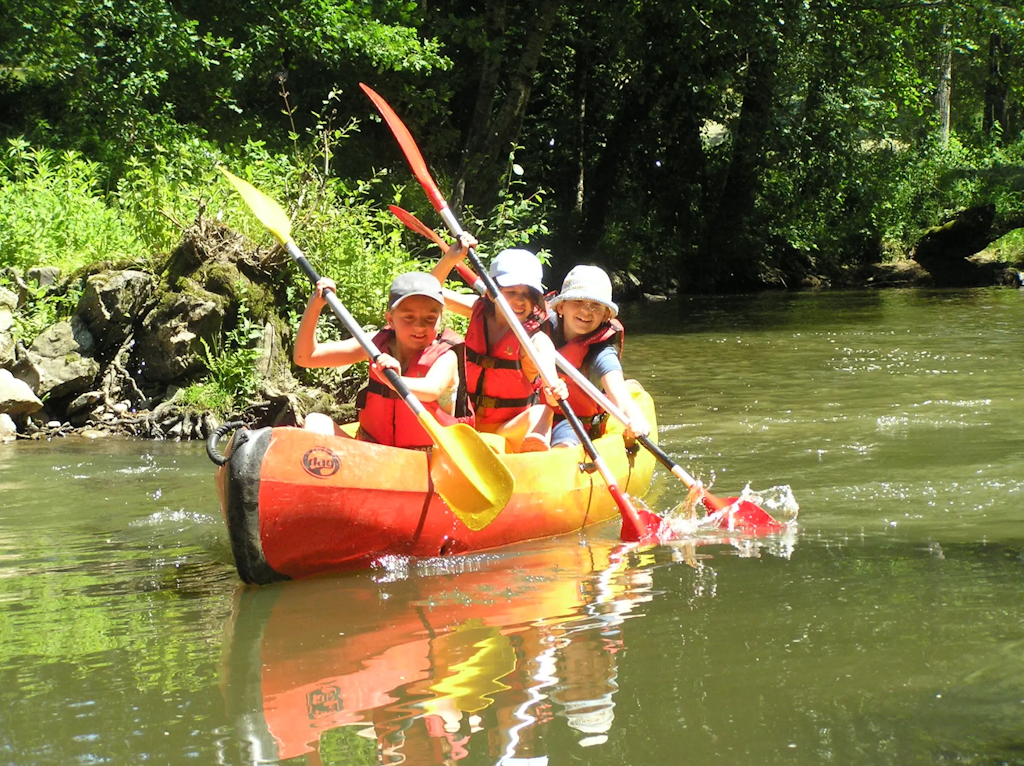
218 167 292 245
421 419 514 531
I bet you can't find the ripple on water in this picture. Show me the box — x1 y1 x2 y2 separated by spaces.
130 509 221 530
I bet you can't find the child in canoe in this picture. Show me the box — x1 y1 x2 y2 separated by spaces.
432 235 568 452
547 265 651 447
293 271 472 448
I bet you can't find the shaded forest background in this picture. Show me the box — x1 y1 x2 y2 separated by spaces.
2 0 1024 297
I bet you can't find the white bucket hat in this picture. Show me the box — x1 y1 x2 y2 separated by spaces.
549 265 618 317
488 249 545 294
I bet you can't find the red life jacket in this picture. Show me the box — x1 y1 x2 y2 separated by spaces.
557 319 624 419
464 299 548 425
356 328 473 448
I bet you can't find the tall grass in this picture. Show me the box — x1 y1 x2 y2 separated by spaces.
0 139 147 273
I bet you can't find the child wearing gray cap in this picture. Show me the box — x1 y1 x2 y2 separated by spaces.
293 272 471 447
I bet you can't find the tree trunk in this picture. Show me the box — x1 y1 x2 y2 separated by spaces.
662 108 707 290
698 42 779 289
453 0 563 210
451 0 508 213
983 32 1007 140
937 21 952 148
570 45 588 225
576 84 648 256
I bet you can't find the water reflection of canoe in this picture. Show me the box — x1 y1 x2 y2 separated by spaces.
219 537 652 763
214 382 657 584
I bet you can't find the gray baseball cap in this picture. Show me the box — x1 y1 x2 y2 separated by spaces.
387 272 445 310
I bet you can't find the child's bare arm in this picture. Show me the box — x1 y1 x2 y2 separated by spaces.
293 278 369 368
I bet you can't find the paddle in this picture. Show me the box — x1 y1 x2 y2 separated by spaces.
389 205 783 532
557 367 782 531
390 204 449 250
362 85 660 543
218 167 514 531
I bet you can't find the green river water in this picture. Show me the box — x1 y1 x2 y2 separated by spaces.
1 287 1022 765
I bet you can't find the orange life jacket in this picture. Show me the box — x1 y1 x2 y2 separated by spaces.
556 319 624 419
356 328 473 448
464 299 549 425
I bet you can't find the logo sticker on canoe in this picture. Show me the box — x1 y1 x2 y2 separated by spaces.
302 447 340 478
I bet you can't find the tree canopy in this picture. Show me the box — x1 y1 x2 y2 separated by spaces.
2 0 1023 291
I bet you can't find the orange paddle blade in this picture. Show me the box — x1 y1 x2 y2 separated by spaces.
389 205 448 248
361 84 448 212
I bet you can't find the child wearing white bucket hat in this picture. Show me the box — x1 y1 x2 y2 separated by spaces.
548 265 650 447
432 234 568 452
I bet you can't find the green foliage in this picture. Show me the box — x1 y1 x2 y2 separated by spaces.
112 137 229 255
1 0 448 169
224 139 422 331
986 228 1024 263
176 380 235 416
877 134 1024 255
460 148 552 265
178 296 263 416
3 0 1024 299
0 276 82 344
0 139 147 273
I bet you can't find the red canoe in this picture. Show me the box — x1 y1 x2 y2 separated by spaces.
214 382 658 583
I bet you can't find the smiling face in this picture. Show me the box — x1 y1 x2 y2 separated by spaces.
497 286 539 325
557 299 612 340
386 295 443 353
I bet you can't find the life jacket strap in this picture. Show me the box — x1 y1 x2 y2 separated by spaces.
472 392 537 410
466 347 522 370
363 378 401 400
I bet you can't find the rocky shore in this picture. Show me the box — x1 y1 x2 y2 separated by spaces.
0 215 355 443
1 214 1021 444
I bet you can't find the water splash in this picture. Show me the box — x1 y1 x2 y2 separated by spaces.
130 509 219 529
739 483 801 525
372 552 500 582
655 483 800 545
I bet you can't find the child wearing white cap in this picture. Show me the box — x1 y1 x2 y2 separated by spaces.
432 235 568 452
548 265 650 447
293 272 471 447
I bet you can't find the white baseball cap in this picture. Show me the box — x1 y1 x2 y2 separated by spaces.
488 249 545 294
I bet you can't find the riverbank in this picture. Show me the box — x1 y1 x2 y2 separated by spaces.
1 218 1022 444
